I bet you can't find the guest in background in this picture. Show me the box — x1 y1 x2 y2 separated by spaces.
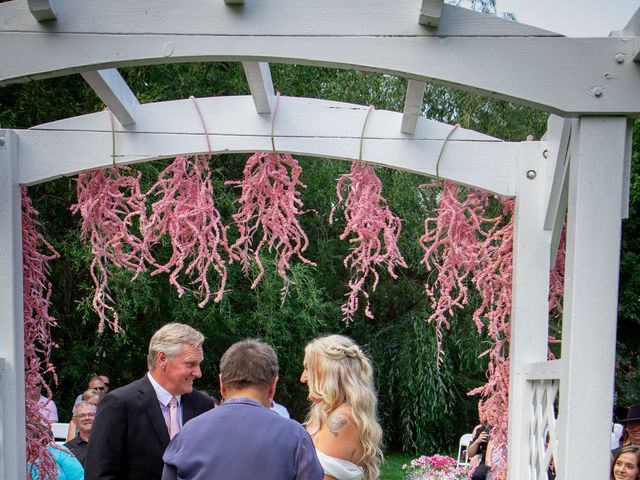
98 375 111 394
467 422 492 480
29 381 58 423
28 426 84 480
611 444 640 480
73 376 107 406
271 399 290 418
63 400 96 466
66 388 103 441
618 406 640 451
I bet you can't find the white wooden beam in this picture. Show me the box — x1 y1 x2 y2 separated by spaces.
241 62 275 114
517 359 563 381
17 96 519 196
401 79 426 135
507 140 553 479
556 117 627 479
542 115 572 263
418 0 444 28
80 69 139 126
5 1 640 116
0 130 27 480
27 0 57 22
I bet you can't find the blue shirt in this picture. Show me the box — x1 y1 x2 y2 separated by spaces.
29 445 84 480
161 397 323 480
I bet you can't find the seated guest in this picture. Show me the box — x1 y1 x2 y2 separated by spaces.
64 401 96 466
28 426 84 480
98 374 111 394
162 339 323 480
611 444 640 480
614 405 640 455
29 381 58 423
66 388 103 441
73 376 107 406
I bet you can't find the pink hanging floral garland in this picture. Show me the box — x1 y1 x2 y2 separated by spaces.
142 155 231 306
331 161 407 322
70 167 147 332
421 183 565 480
22 187 59 480
227 151 315 298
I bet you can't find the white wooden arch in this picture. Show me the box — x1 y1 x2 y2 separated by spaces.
0 0 636 478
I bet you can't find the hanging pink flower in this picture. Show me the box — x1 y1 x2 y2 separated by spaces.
227 151 315 298
70 167 147 332
142 155 231 307
22 187 59 480
331 161 407 322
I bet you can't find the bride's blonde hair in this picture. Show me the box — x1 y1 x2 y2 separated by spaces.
303 335 383 480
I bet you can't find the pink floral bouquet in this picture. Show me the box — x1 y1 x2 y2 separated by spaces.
402 454 470 480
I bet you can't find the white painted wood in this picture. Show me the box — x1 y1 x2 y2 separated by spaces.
401 79 426 135
18 96 519 195
0 130 27 480
624 6 640 35
6 2 640 116
2 35 634 116
507 141 553 480
622 119 633 219
27 0 57 21
80 69 140 126
542 115 572 264
518 359 563 381
0 0 559 37
556 117 627 480
242 62 274 114
418 0 444 28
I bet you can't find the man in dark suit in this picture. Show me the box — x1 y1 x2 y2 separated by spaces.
84 323 215 480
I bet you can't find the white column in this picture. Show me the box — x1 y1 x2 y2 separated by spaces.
556 117 627 479
507 141 552 479
0 129 26 480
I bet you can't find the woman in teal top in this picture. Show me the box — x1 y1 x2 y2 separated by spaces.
29 444 84 480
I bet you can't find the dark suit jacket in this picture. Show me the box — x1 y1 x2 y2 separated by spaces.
84 375 214 480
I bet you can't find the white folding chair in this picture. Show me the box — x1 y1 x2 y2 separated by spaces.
51 422 69 445
457 433 474 466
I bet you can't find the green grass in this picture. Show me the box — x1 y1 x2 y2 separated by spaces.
380 453 414 480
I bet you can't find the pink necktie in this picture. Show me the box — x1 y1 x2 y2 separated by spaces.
168 396 179 439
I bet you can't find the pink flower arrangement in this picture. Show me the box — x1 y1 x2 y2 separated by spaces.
403 454 470 480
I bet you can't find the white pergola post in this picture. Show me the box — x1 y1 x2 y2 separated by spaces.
507 141 552 478
0 130 27 480
556 117 628 479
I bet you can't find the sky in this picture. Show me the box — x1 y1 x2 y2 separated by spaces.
496 0 638 37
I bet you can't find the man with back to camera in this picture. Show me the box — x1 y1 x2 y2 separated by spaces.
84 323 215 480
161 339 323 480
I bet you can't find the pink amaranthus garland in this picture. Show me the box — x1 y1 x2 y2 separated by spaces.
227 151 315 298
331 162 407 322
70 167 147 332
420 182 565 480
22 187 60 480
142 155 231 307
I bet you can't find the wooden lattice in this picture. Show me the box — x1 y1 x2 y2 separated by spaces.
528 379 558 480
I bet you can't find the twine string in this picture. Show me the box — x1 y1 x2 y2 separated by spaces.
189 96 213 157
358 105 375 161
271 92 281 153
435 124 460 180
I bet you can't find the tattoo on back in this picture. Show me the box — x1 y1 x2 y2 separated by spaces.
328 412 349 438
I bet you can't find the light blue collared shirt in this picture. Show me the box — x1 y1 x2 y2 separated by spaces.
147 372 183 429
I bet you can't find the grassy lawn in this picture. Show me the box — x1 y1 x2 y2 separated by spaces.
380 452 414 480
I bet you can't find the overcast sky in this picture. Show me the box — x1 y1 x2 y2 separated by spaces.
496 0 638 37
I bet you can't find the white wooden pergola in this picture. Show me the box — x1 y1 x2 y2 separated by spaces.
0 0 638 478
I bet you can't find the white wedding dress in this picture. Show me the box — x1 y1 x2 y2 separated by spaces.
315 449 364 480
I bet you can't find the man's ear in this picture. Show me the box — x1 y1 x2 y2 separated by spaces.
219 374 226 400
267 376 278 400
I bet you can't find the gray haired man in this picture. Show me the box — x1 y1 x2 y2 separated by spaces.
85 323 215 480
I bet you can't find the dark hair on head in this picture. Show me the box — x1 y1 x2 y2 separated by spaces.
220 339 278 389
611 444 640 479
